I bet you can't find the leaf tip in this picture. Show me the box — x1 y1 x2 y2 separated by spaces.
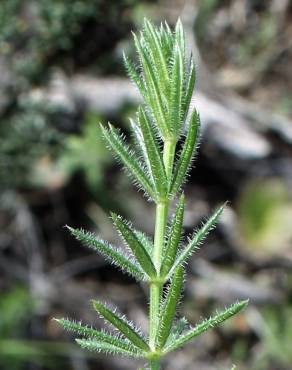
110 211 118 222
239 299 249 309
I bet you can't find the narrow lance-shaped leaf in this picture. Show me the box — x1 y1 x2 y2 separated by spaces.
130 118 149 166
66 226 146 281
169 42 185 134
76 338 142 358
156 267 184 348
161 194 185 277
133 229 154 258
54 318 143 354
92 300 150 352
143 19 170 90
123 53 146 96
175 18 185 56
165 317 189 346
133 32 169 137
100 123 156 200
182 58 196 122
167 204 225 278
111 213 157 278
170 109 200 196
136 107 167 197
159 22 174 60
163 300 249 353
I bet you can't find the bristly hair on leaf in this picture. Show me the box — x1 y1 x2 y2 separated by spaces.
131 107 167 198
163 300 249 353
54 318 143 356
111 213 157 279
156 266 184 348
100 123 157 201
76 338 143 358
165 317 190 347
126 18 197 142
65 225 147 282
167 203 226 279
92 300 150 352
170 110 200 196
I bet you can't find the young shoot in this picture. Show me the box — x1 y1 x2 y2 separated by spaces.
55 18 248 370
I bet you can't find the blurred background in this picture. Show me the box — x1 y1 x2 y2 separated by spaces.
0 0 292 369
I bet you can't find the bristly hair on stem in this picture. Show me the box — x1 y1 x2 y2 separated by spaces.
54 18 248 370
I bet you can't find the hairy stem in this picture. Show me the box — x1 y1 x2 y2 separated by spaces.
149 282 161 349
149 202 167 350
149 139 177 365
153 201 168 270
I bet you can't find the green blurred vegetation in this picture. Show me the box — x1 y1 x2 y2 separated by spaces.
0 0 142 191
234 14 278 68
0 286 33 338
253 306 292 370
58 112 110 192
238 179 292 255
0 0 99 81
0 101 62 190
0 0 137 82
0 289 86 369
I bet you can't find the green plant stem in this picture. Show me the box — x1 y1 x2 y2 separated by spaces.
150 360 160 370
153 139 177 270
149 202 167 350
149 139 177 366
153 201 168 270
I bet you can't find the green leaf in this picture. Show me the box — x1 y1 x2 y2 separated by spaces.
100 123 156 200
133 32 169 138
135 107 167 197
170 110 200 195
161 194 185 276
92 300 150 352
175 18 185 56
54 318 142 353
165 317 189 346
133 229 154 258
182 58 196 122
123 53 146 97
167 204 225 278
143 19 170 90
159 22 174 60
156 267 184 348
58 113 110 192
55 318 105 339
169 42 185 133
76 338 143 358
163 300 249 353
111 213 157 278
66 226 146 281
